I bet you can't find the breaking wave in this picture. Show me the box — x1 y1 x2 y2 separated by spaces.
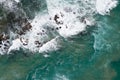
0 0 118 55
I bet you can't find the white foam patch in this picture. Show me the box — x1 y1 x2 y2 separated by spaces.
54 74 69 80
14 0 20 3
46 0 95 37
8 39 22 53
96 0 118 15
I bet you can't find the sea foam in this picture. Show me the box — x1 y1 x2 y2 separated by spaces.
0 0 118 55
96 0 118 15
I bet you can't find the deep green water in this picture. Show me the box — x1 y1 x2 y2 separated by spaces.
0 1 120 80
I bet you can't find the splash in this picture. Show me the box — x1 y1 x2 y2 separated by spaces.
0 0 118 55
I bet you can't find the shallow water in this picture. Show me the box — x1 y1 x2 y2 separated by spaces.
0 0 120 80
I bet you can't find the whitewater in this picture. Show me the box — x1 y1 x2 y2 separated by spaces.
0 0 118 55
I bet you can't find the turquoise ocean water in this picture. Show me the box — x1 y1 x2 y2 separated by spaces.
0 0 120 80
